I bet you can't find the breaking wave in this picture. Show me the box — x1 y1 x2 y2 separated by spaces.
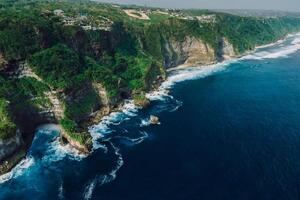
243 34 300 60
0 125 86 184
0 156 35 184
89 100 139 150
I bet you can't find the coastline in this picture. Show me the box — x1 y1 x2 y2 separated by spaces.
0 32 299 178
168 33 292 72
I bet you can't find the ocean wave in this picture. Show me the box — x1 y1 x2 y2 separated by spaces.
140 118 151 127
0 156 35 184
0 126 88 184
83 178 97 200
146 89 170 101
43 137 87 163
169 100 183 112
164 61 232 90
89 59 233 150
83 141 124 200
243 34 300 60
89 100 139 150
115 131 149 145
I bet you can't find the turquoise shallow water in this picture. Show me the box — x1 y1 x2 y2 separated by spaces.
1 34 300 200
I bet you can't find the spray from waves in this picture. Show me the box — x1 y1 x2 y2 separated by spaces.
89 56 236 150
89 59 234 151
84 32 300 191
89 100 139 150
83 141 124 200
0 127 88 184
43 137 87 163
0 156 35 184
146 33 300 100
145 60 234 105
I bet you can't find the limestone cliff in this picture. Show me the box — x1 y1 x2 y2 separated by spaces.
163 36 216 68
0 131 25 174
217 37 236 61
0 131 23 161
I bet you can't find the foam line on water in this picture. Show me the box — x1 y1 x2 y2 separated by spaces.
0 128 87 184
0 156 35 184
58 181 65 200
83 178 97 200
113 131 149 145
83 141 124 200
243 34 300 60
89 100 139 150
44 137 87 163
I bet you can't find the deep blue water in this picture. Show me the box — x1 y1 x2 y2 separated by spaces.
1 34 300 200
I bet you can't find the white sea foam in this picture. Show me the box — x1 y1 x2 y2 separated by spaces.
165 61 232 90
0 125 88 184
116 131 149 145
0 156 35 184
140 118 151 127
130 131 149 144
169 100 183 112
89 100 139 150
83 141 124 199
84 33 300 192
243 34 300 60
58 182 65 200
44 137 87 163
83 178 97 200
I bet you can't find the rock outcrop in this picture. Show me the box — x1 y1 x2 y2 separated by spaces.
217 37 235 61
0 131 23 161
45 90 64 120
0 131 25 175
163 36 216 68
60 127 91 154
150 115 160 125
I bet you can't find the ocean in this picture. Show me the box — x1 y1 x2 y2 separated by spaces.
1 33 300 200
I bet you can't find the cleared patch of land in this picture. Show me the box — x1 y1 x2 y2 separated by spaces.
123 9 150 20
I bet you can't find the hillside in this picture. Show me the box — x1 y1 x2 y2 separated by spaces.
1 0 300 175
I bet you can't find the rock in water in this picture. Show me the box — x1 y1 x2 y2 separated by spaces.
150 115 160 125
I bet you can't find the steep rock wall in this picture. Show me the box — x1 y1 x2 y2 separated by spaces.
217 37 236 61
162 36 216 68
0 131 23 161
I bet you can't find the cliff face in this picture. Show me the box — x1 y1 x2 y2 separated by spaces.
1 1 299 176
163 37 216 68
0 130 26 175
0 131 23 161
217 38 236 61
162 36 237 68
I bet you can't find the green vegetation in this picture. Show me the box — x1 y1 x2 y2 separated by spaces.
60 118 92 146
0 0 300 145
64 85 99 121
28 44 83 89
0 99 16 140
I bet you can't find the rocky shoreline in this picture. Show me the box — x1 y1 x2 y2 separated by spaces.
0 32 296 177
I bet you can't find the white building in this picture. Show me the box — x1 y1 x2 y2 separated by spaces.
63 17 75 26
53 9 64 17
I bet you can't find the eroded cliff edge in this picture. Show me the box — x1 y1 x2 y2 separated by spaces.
1 0 300 175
